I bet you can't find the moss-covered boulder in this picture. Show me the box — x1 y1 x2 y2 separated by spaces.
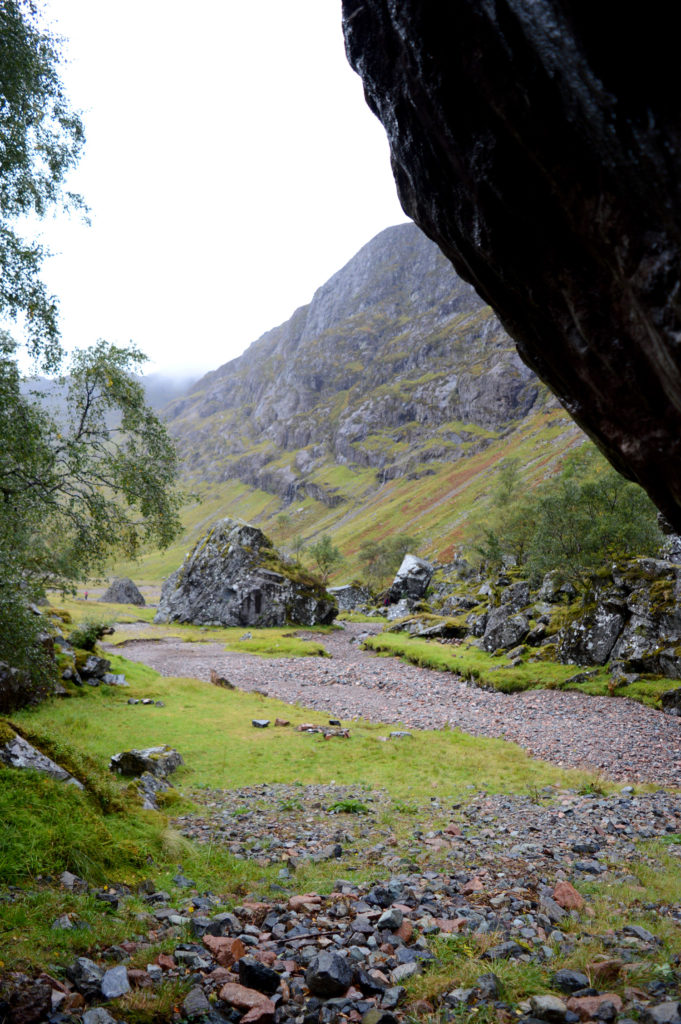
155 518 337 627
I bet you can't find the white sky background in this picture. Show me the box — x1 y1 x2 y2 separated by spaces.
36 0 408 378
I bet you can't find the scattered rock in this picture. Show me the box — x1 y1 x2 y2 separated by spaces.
306 951 353 996
109 745 183 778
100 577 145 606
100 965 130 1000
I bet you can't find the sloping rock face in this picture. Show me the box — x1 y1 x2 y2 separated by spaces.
166 224 551 503
155 519 336 628
100 577 145 606
342 3 681 530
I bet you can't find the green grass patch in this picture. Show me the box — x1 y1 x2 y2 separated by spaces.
362 632 678 707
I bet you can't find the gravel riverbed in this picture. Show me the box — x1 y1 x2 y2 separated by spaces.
108 622 681 787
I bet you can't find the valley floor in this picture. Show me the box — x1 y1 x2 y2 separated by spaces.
107 622 681 788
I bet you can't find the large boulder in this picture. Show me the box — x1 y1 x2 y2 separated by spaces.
388 554 434 603
155 518 337 627
342 2 681 531
100 577 145 606
328 583 371 611
109 745 183 778
0 731 84 789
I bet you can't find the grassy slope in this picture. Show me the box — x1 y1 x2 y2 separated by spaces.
113 408 582 587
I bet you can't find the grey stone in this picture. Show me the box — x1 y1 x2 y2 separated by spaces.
0 735 84 789
390 962 419 982
306 951 353 996
482 606 529 652
66 956 105 997
155 518 336 627
238 955 281 995
329 584 371 611
445 988 476 1006
183 986 211 1018
551 970 590 994
388 554 434 603
377 907 403 930
83 1010 118 1024
100 577 145 606
380 987 405 1010
475 974 502 1000
530 995 568 1022
482 941 524 960
252 719 270 728
101 965 130 1000
623 924 657 942
642 1004 681 1024
540 895 567 924
109 745 183 778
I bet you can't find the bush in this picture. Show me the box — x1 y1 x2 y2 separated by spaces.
69 618 113 652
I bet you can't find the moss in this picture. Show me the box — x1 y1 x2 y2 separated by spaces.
0 719 17 745
533 643 559 661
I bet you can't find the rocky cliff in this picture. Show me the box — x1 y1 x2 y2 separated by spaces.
342 2 681 531
166 224 551 507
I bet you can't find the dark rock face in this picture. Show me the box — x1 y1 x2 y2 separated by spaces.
342 2 681 530
155 518 337 628
388 554 433 603
100 577 145 606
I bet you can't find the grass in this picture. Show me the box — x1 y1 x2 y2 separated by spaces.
362 632 678 707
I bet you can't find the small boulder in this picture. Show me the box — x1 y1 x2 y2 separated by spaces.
109 745 183 778
0 734 84 789
388 554 434 603
100 577 145 606
306 951 353 996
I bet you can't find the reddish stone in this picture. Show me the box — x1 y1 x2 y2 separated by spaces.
435 917 467 933
253 949 277 966
203 935 247 967
219 982 274 1011
208 967 234 985
395 918 414 943
275 718 290 726
288 893 321 912
588 960 623 982
241 1004 275 1024
63 993 85 1011
553 881 585 911
127 968 153 989
445 823 462 836
461 877 484 895
156 952 176 971
567 994 623 1020
120 940 138 953
242 901 271 925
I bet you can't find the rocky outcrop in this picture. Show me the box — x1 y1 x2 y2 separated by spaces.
342 2 681 531
0 731 84 788
328 584 371 611
100 577 145 606
155 518 336 628
388 554 434 604
165 225 552 502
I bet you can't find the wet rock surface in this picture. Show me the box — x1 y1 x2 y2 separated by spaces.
342 1 681 531
110 623 681 786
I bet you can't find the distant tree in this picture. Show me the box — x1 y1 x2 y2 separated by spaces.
308 534 343 584
290 534 306 566
358 534 419 588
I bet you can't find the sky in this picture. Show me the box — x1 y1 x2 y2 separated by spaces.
32 0 408 378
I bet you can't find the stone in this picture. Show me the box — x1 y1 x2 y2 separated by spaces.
155 518 337 627
100 576 145 605
3 976 52 1024
475 974 502 1000
661 687 681 713
362 1011 398 1024
482 606 529 653
552 971 590 995
252 719 270 728
219 982 275 1012
341 1 681 530
202 935 247 967
101 965 130 1000
642 1004 681 1024
81 655 113 681
530 995 568 1022
66 957 105 998
133 771 173 811
83 1011 118 1024
552 882 585 911
183 986 211 1018
109 745 183 778
482 941 524 960
377 907 403 930
0 734 84 788
388 554 433 603
238 956 281 996
540 895 567 924
329 584 371 611
306 951 354 996
567 994 623 1021
623 924 657 943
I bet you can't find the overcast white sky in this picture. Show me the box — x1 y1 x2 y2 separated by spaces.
36 0 408 377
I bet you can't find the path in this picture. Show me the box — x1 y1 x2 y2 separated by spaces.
107 621 681 787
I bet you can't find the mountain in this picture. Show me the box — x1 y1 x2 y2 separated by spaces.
128 224 585 582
